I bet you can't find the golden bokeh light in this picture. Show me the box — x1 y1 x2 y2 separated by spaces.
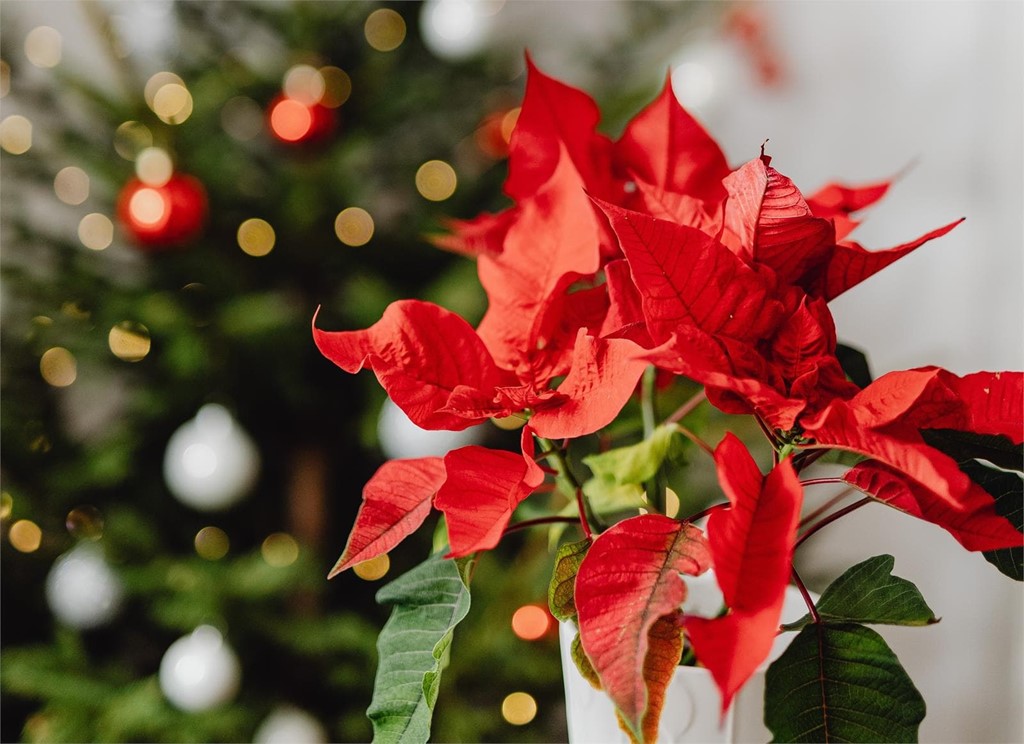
491 414 527 431
78 213 114 250
144 71 184 107
501 107 521 143
237 218 276 257
664 487 681 519
221 96 263 141
353 554 391 581
283 64 325 105
511 605 551 641
1 492 13 520
129 188 168 226
135 147 173 186
0 60 10 98
0 114 32 155
501 692 538 726
54 166 90 205
415 159 457 201
65 505 104 540
334 207 374 247
108 321 151 362
25 26 62 68
195 526 230 560
40 347 77 387
262 532 299 567
319 66 352 108
9 520 43 553
152 83 193 125
365 8 406 52
113 121 153 160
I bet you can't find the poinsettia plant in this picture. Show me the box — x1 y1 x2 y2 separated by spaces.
314 59 1023 743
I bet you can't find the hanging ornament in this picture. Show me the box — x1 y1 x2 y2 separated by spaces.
116 171 207 249
44 543 124 629
254 706 329 744
159 625 241 711
267 94 336 146
377 397 486 461
163 404 260 511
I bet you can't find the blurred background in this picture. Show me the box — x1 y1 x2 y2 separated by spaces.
1 2 1020 743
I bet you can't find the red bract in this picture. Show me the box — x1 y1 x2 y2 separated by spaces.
575 515 710 742
685 435 803 712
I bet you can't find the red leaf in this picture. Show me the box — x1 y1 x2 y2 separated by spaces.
575 514 710 741
600 259 650 344
619 615 685 744
843 461 1022 552
846 368 961 431
627 178 724 235
428 209 517 258
596 200 784 345
806 177 893 242
615 76 730 201
329 457 446 578
721 156 835 286
476 143 602 379
434 428 544 557
313 301 512 430
813 218 964 301
943 371 1024 443
684 438 803 711
505 56 615 202
529 331 649 439
802 401 970 509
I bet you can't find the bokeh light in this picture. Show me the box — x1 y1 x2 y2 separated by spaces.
0 114 32 155
0 60 10 98
128 188 168 226
269 98 313 142
221 96 263 141
9 520 43 553
501 107 520 142
491 414 526 431
108 321 151 362
113 121 153 160
66 505 104 540
511 604 551 640
319 66 351 108
237 218 276 257
144 71 184 107
283 64 325 105
334 207 374 246
78 213 114 250
195 526 230 560
152 84 193 125
54 166 90 205
501 692 537 726
135 147 173 186
671 62 715 110
365 8 407 52
415 159 457 201
1 492 12 520
353 554 390 581
664 487 681 519
262 533 299 567
25 26 62 68
40 347 77 387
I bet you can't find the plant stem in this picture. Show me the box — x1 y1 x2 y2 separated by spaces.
676 424 715 457
574 488 593 540
503 515 581 536
663 388 707 425
538 437 598 535
641 365 666 514
795 496 873 549
791 567 820 624
797 485 856 529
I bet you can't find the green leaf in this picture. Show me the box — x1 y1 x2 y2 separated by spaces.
583 423 679 485
782 555 937 630
836 342 873 387
963 460 1024 580
368 554 472 744
921 429 1023 473
765 623 925 743
548 538 591 621
570 631 602 690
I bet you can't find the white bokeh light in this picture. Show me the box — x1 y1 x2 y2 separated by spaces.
377 398 486 461
45 543 124 629
159 625 240 711
420 0 499 61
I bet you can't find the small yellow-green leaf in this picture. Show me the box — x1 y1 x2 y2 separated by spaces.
548 538 591 622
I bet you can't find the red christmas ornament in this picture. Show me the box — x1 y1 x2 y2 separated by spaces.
116 173 208 249
267 94 336 145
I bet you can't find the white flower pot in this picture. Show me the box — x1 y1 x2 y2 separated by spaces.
560 578 810 743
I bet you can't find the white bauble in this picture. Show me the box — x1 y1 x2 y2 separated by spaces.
420 0 499 61
45 543 124 629
254 706 328 744
377 398 486 461
164 404 260 511
159 625 241 711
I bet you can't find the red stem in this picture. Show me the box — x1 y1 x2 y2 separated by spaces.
575 487 593 539
664 388 707 425
796 496 873 549
791 567 820 624
677 424 715 458
502 516 581 536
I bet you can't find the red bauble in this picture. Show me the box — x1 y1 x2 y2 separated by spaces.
267 94 337 145
116 173 208 249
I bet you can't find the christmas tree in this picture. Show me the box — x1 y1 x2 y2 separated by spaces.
0 2 722 741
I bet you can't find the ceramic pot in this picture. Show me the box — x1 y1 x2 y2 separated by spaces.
560 575 810 743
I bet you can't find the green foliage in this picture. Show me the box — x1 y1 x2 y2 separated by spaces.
582 423 680 515
765 624 925 743
368 554 472 744
547 538 590 622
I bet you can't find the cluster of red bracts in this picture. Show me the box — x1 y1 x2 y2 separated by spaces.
314 59 1022 738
